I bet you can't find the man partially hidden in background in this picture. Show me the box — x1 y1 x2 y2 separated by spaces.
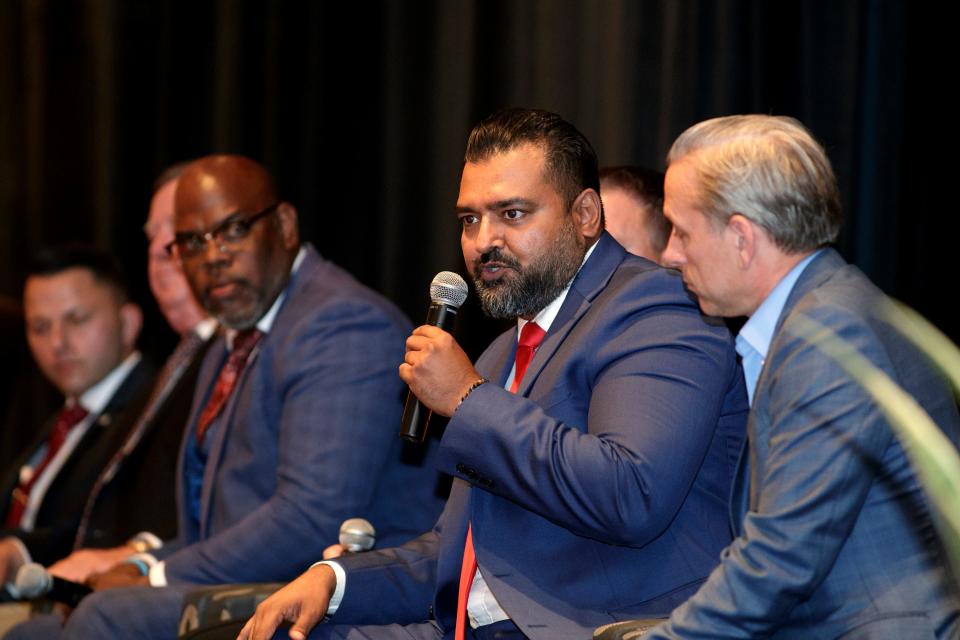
44 163 217 583
599 165 670 263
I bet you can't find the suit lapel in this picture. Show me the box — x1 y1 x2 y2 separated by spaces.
178 335 226 540
198 344 263 535
194 245 322 534
514 233 625 397
728 248 845 527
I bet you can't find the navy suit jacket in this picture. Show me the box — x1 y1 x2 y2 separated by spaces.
648 248 960 639
333 234 748 639
156 245 446 585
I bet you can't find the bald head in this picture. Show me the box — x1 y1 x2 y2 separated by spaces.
175 155 280 219
172 155 299 330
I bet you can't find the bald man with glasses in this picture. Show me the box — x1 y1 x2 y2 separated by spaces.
7 155 447 640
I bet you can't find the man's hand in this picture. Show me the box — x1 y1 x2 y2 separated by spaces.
48 545 133 583
86 562 148 590
398 325 481 417
321 544 344 560
238 564 337 640
0 537 27 585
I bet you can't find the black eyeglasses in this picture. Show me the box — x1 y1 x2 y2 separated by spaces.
166 203 279 258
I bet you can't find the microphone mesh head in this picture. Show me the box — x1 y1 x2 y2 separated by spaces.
339 517 376 552
429 271 469 308
15 562 51 598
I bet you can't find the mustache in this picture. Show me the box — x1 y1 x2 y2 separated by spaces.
474 248 522 272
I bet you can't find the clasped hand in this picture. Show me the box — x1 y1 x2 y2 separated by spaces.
398 325 481 417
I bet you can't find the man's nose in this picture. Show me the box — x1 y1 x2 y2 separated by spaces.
473 217 503 254
51 321 70 354
201 234 231 265
661 233 684 269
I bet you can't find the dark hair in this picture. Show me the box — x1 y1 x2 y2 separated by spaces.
465 108 599 210
599 166 672 253
26 244 131 304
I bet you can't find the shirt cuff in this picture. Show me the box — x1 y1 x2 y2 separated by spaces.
312 560 346 615
148 558 167 587
127 531 163 554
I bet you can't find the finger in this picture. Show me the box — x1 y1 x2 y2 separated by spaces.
398 362 413 383
321 544 344 560
411 325 443 338
404 349 425 366
236 617 255 640
289 606 323 640
405 334 433 353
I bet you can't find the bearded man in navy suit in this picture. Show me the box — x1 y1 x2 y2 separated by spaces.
239 108 749 640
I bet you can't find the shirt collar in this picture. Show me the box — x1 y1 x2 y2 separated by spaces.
737 249 822 361
75 351 142 415
226 246 306 348
517 240 598 337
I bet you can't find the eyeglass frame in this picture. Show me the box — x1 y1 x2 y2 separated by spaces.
165 202 280 258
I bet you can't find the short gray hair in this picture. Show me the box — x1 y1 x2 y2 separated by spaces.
667 115 841 253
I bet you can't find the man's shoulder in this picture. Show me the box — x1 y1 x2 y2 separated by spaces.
774 255 889 355
277 247 412 335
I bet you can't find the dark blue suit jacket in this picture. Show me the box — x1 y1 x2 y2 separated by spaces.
156 245 447 585
332 234 748 639
647 249 960 638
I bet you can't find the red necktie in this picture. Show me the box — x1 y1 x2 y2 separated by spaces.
455 321 546 639
5 404 89 527
195 329 263 444
509 322 547 393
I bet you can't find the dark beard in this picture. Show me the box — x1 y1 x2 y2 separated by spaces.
471 218 586 319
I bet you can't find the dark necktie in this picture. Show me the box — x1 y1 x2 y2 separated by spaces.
455 321 547 639
5 404 89 528
195 329 263 444
72 330 209 548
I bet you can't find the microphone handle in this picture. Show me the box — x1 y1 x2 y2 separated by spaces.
399 303 458 442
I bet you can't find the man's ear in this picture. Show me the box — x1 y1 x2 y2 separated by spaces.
727 214 757 269
275 202 301 250
119 303 144 354
572 189 603 240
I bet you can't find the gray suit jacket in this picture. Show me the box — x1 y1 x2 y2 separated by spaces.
648 248 960 638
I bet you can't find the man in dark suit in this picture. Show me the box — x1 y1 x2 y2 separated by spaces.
0 247 153 591
239 108 748 640
5 155 446 639
597 115 960 638
42 163 217 584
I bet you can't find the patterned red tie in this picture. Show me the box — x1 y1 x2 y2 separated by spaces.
455 321 546 639
195 329 263 444
5 404 89 527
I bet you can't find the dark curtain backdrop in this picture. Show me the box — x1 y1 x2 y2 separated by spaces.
0 0 955 363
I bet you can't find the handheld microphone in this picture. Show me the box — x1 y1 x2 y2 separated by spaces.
14 562 92 608
399 271 469 442
338 518 376 553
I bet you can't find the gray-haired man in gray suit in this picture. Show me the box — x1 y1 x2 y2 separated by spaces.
600 115 960 639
